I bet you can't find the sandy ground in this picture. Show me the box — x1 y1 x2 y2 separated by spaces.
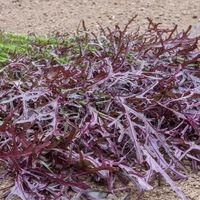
0 0 200 35
0 0 200 200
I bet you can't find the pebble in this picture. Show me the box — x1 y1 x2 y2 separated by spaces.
192 15 198 19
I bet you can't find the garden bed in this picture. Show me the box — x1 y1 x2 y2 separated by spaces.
0 1 200 200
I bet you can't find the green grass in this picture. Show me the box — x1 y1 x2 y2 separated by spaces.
0 31 76 67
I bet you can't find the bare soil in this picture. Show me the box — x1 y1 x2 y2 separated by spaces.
0 0 200 200
0 0 200 35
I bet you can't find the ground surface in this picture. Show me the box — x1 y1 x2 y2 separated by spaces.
0 0 200 200
0 0 200 35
